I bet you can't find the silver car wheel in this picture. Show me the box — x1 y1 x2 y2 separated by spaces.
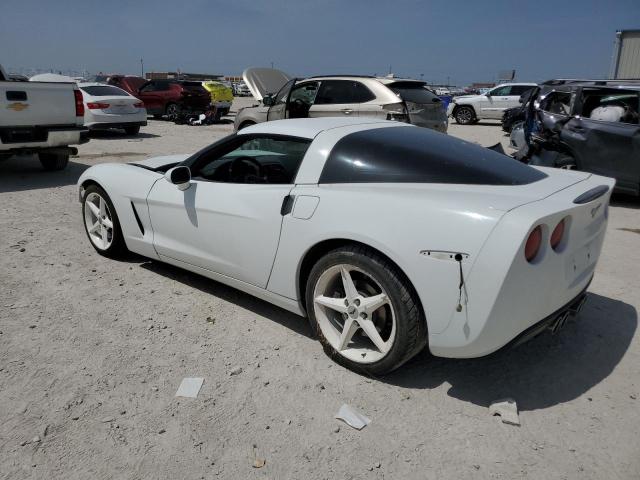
83 192 114 250
312 264 396 364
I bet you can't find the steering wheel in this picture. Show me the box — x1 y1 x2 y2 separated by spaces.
228 156 263 183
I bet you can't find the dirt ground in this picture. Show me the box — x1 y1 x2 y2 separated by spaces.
1 98 639 479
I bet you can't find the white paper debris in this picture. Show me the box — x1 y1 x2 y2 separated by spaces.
335 404 371 430
489 398 520 425
175 377 204 398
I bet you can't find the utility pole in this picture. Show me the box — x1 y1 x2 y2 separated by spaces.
270 61 274 69
140 58 144 77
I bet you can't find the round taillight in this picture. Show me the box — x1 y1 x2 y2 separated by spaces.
525 226 542 262
550 218 565 251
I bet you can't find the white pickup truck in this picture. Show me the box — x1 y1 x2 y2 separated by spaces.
0 64 88 170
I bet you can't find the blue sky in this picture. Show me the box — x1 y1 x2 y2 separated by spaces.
1 0 638 85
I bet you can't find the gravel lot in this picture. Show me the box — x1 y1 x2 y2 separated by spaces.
1 98 639 479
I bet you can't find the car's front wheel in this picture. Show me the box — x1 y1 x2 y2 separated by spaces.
454 106 476 125
165 103 179 119
82 184 127 257
306 245 426 375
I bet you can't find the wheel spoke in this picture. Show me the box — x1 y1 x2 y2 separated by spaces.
340 267 358 300
337 318 359 351
360 293 389 315
315 295 348 313
359 318 390 353
99 198 106 218
102 217 113 229
88 221 100 234
87 201 100 218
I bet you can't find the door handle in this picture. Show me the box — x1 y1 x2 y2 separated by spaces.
341 108 353 115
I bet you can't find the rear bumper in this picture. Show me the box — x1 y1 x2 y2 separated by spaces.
86 120 147 130
0 125 88 151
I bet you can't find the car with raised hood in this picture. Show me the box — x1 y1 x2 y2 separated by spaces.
78 83 147 135
234 68 448 133
0 65 88 171
78 117 614 374
447 82 537 124
517 79 640 196
202 80 234 120
106 76 211 119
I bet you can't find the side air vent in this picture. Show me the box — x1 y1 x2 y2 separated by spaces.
573 185 609 204
130 202 145 235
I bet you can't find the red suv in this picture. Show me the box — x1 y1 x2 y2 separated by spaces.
106 76 211 118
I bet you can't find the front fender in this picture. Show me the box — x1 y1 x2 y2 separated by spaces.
78 163 162 258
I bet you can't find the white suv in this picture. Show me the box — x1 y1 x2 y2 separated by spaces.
447 83 536 124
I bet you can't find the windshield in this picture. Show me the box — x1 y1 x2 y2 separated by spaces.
389 82 440 104
81 85 129 97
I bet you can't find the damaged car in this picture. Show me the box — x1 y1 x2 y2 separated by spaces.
516 79 640 195
78 117 613 374
234 68 448 133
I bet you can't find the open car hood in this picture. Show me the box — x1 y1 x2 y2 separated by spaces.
242 67 291 101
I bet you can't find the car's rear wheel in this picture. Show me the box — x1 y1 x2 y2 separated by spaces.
39 152 69 171
82 185 127 258
454 106 475 125
124 126 140 135
306 245 426 375
165 103 179 119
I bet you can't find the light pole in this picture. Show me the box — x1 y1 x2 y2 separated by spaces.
140 58 144 77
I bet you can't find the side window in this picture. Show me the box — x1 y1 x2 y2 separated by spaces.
273 79 296 107
580 89 639 125
155 82 171 92
139 82 155 92
510 85 534 96
289 82 319 105
540 91 572 116
352 82 376 102
192 136 311 184
490 86 511 96
315 80 364 104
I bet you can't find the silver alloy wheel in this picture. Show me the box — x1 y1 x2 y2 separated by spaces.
84 192 114 250
456 107 473 123
313 264 396 364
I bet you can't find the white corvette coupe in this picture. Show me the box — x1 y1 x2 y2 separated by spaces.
78 117 614 374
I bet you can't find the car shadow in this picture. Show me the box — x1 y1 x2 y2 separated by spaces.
133 257 635 411
0 155 89 193
382 293 636 411
88 130 160 140
611 193 640 210
139 260 314 340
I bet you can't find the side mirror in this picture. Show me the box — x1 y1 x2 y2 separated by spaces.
164 166 191 191
262 95 275 107
485 92 491 97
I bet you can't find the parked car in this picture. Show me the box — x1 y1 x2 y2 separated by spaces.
77 116 613 374
447 83 537 124
516 79 640 195
202 80 233 120
234 81 251 96
234 68 448 133
106 76 210 119
0 64 87 171
78 83 147 135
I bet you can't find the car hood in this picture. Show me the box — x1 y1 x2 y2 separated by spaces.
129 154 191 170
243 67 291 101
453 94 482 102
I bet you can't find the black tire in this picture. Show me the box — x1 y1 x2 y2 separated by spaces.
305 245 427 375
454 106 476 125
153 114 163 119
238 121 256 130
39 152 69 171
124 125 140 135
82 184 128 258
555 154 577 170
